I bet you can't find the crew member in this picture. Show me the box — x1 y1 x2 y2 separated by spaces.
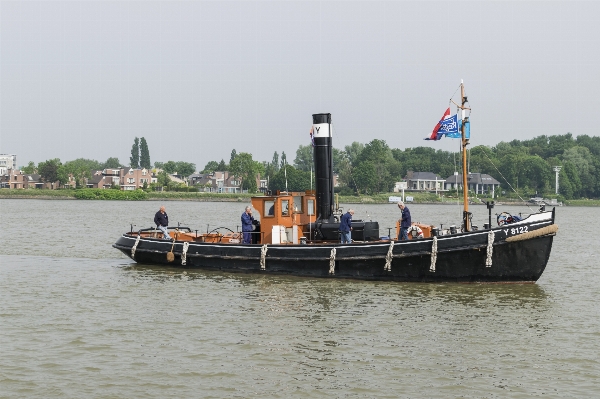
154 205 171 240
398 201 411 241
241 206 255 244
339 209 354 244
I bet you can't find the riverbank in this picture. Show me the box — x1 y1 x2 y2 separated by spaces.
1 189 599 206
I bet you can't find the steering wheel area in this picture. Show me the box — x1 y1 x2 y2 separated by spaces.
496 212 513 226
208 227 236 242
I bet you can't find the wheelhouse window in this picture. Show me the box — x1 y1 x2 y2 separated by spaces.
307 199 315 216
293 196 303 213
281 200 290 216
264 200 275 217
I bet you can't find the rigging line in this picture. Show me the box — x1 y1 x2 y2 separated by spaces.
477 148 535 212
450 83 460 104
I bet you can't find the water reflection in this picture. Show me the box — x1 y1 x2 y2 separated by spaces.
122 261 548 306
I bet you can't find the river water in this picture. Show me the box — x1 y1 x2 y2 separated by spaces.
1 199 598 398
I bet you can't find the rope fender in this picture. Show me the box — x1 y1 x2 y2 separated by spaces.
260 244 268 270
505 224 558 242
131 234 141 258
329 248 336 275
485 230 495 267
384 240 394 271
181 242 190 266
429 237 438 272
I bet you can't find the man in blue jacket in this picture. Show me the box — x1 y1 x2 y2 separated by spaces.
154 205 171 240
241 206 255 244
398 201 411 240
339 209 354 244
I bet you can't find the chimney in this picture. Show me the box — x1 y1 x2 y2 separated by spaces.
312 113 334 222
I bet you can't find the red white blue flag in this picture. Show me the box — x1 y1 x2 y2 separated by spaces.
425 108 450 140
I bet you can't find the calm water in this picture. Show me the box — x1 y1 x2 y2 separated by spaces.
1 199 599 398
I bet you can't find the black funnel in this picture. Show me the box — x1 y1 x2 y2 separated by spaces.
312 113 334 222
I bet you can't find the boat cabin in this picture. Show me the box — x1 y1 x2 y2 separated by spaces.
251 190 317 244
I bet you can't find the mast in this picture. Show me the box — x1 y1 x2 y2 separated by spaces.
460 80 471 231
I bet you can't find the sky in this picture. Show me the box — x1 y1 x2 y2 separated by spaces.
1 1 599 170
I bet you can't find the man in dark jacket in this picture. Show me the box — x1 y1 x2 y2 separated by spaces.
241 206 255 244
398 201 411 240
154 205 171 240
339 209 354 244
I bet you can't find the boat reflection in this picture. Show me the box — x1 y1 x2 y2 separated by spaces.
120 261 548 308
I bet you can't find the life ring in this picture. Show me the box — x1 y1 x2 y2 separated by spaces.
407 225 424 239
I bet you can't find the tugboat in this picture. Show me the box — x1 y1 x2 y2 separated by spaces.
114 107 558 282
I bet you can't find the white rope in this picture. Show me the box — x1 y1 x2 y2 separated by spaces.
329 248 336 275
485 230 495 267
429 237 438 272
384 240 394 271
131 234 141 258
260 244 268 270
181 242 189 266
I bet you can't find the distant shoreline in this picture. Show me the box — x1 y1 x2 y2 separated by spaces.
3 190 598 206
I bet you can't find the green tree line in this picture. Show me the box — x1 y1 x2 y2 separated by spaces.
236 133 599 199
18 133 600 199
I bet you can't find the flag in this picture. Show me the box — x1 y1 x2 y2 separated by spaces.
425 108 450 140
425 110 469 140
445 119 470 139
437 114 459 136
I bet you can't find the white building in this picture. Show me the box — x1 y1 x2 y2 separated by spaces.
0 154 17 175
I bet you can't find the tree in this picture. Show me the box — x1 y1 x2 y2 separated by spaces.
352 161 377 194
174 162 196 177
521 156 552 194
280 151 287 169
269 165 311 192
202 161 219 173
352 139 401 193
262 161 277 186
562 146 596 197
272 151 280 171
130 137 140 168
161 161 177 174
332 148 344 173
217 159 227 171
562 161 582 198
22 161 37 174
344 142 365 165
156 161 196 176
38 159 68 186
139 137 151 169
104 157 122 169
156 170 171 188
293 145 313 172
63 158 103 187
229 152 261 193
230 149 237 164
336 155 354 190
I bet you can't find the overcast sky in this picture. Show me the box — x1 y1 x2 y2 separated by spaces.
1 1 598 169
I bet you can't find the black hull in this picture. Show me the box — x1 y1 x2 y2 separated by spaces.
113 213 556 283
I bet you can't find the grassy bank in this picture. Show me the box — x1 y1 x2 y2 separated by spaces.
146 191 254 201
564 199 600 206
0 188 77 199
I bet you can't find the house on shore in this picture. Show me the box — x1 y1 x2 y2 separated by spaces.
404 171 445 192
444 172 501 197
